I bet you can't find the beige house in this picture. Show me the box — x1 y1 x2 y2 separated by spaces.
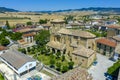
72 46 96 68
18 33 36 48
107 25 120 37
47 19 96 68
96 38 117 57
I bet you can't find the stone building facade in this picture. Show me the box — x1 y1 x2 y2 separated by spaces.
47 20 96 56
72 46 96 68
47 20 96 68
96 38 117 57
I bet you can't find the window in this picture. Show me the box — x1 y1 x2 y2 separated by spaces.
75 57 77 60
82 59 84 62
88 46 91 49
26 66 27 69
29 63 32 67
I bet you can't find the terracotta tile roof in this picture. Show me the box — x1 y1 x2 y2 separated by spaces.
107 25 120 29
17 39 27 45
18 39 25 43
96 38 117 47
0 46 7 51
22 33 35 37
16 28 32 33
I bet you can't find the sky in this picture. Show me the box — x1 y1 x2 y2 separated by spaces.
0 0 120 11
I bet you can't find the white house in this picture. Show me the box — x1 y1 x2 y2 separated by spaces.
0 50 36 76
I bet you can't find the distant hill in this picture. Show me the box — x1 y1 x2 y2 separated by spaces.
34 7 120 13
0 7 18 12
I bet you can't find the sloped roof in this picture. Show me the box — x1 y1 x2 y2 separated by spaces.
46 41 66 50
69 23 84 26
70 41 78 48
0 50 35 70
112 35 120 41
22 33 35 37
52 67 92 80
96 38 117 47
58 28 96 38
16 28 33 33
51 19 65 23
72 46 95 58
107 25 120 29
58 28 72 35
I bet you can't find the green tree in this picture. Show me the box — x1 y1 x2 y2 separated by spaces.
62 66 68 73
6 20 10 29
26 21 32 25
0 38 10 46
1 29 9 37
39 19 47 24
49 58 55 68
56 52 61 59
18 48 26 54
64 15 74 24
56 62 61 71
27 47 31 52
68 61 74 69
61 55 65 62
9 32 22 41
35 30 50 46
107 60 120 77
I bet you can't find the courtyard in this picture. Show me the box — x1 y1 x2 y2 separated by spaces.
88 53 115 80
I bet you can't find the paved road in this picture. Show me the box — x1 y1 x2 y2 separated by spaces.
88 53 115 80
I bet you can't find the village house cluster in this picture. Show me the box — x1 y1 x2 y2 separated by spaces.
0 14 120 80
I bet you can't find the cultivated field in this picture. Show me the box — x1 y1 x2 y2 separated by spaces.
0 11 101 26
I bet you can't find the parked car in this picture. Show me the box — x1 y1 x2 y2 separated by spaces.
93 61 98 66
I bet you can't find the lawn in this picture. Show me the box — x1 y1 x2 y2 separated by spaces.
33 52 73 73
0 73 4 80
34 53 69 67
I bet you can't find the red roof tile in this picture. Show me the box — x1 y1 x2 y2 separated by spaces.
107 25 120 29
96 38 117 47
0 46 7 51
22 33 35 37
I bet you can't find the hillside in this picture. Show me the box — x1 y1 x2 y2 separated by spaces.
0 7 18 12
34 7 120 14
